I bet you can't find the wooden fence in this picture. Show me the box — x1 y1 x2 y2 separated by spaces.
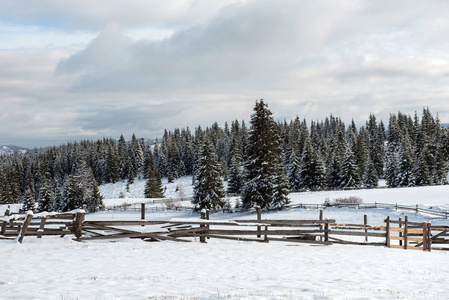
290 202 449 219
0 210 85 243
1 206 448 251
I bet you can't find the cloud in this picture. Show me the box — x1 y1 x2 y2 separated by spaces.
3 0 449 147
0 0 241 31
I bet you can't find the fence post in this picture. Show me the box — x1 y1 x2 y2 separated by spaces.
200 209 206 243
256 206 261 238
324 220 329 242
319 210 323 242
1 220 6 236
404 216 408 250
74 210 85 239
206 209 210 240
422 222 428 251
364 214 368 242
18 212 33 243
385 216 390 247
427 222 432 252
399 217 403 246
37 218 46 239
264 225 269 242
415 204 418 216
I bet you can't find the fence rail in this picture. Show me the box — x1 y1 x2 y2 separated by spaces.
289 202 449 219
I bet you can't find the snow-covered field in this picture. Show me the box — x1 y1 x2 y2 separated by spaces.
1 178 449 299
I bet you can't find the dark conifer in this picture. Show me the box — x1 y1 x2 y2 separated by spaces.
192 138 225 211
241 100 289 210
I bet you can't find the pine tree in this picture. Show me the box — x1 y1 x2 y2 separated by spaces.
63 175 85 211
298 139 325 190
397 135 415 187
37 181 54 212
22 188 36 213
364 158 379 188
144 169 165 198
286 146 301 191
414 152 432 186
192 138 226 211
227 152 243 194
338 147 361 188
241 100 290 210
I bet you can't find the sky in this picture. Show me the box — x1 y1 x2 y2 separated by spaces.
1 0 449 148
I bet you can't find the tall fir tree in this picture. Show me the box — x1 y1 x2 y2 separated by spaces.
22 187 36 213
192 138 226 211
144 169 165 198
241 100 290 210
37 180 54 212
227 152 243 194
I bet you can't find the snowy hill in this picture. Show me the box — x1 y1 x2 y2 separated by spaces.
0 145 29 155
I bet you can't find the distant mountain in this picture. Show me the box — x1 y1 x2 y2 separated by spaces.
0 145 29 155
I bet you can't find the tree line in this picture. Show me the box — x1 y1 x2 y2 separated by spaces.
0 102 448 212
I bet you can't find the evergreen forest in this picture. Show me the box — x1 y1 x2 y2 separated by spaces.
1 102 448 213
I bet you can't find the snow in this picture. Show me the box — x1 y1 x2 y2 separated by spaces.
1 178 449 299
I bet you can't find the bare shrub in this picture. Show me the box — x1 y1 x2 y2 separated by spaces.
333 196 363 204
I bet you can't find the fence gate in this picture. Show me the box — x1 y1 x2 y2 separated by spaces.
385 216 430 251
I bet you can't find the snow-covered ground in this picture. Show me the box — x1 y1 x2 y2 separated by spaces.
1 178 449 299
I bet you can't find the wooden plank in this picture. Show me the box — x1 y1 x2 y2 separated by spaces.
235 219 336 225
389 245 405 249
269 237 333 245
195 234 268 243
407 246 425 251
328 230 386 237
390 236 423 242
328 236 386 246
203 229 324 236
84 220 168 226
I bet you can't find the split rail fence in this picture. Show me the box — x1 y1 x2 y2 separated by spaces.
1 206 448 251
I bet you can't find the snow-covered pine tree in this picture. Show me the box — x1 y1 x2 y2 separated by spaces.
385 144 399 187
241 100 289 210
397 134 415 187
192 138 226 211
414 152 432 186
62 175 84 211
22 188 36 213
364 158 379 188
227 151 243 194
338 147 361 188
144 169 165 198
286 146 301 191
37 180 54 212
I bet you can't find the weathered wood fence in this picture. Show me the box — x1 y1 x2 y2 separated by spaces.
290 202 449 219
0 209 85 243
2 206 448 251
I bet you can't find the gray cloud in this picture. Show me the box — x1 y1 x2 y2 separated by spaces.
2 0 449 147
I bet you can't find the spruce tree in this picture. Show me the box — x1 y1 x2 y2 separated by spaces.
364 158 379 188
397 135 415 187
37 181 54 212
241 100 290 210
227 152 243 194
338 148 361 188
192 138 226 211
22 188 36 213
286 146 301 191
144 169 165 198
